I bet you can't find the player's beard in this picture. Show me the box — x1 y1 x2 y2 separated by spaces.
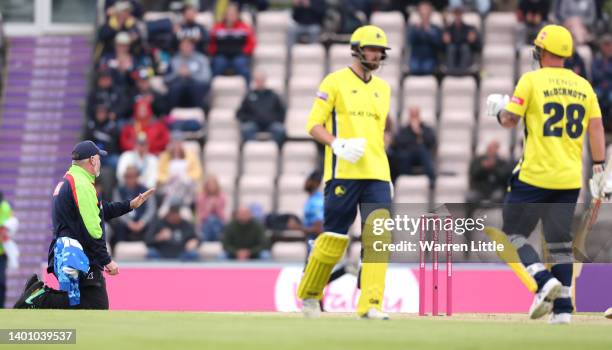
363 61 380 71
360 59 381 71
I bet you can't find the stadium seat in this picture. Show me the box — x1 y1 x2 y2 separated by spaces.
482 44 515 79
170 108 206 140
207 108 240 142
195 11 214 28
484 12 517 47
379 44 402 77
277 173 309 217
329 43 350 72
256 10 291 45
253 44 287 65
447 11 482 31
378 71 401 119
281 141 318 175
440 76 476 117
210 76 247 110
285 108 311 138
290 44 326 80
408 9 444 27
242 140 279 176
198 241 223 261
437 141 471 176
271 241 307 262
519 45 535 76
475 128 513 159
477 78 515 151
238 175 275 213
253 44 287 88
401 76 439 126
203 141 239 187
370 11 405 50
434 175 469 203
288 77 319 109
478 77 514 130
114 241 147 261
395 175 430 203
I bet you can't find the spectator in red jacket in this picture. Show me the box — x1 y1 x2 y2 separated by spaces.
208 3 256 85
120 100 170 154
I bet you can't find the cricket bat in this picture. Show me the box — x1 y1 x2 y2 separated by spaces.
573 156 612 262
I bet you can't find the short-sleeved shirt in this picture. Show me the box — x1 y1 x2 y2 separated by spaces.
303 191 324 229
505 67 602 189
306 67 391 183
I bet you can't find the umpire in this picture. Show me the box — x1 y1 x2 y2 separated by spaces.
14 140 154 309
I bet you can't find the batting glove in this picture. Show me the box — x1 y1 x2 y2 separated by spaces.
589 162 606 199
331 138 366 163
486 94 510 119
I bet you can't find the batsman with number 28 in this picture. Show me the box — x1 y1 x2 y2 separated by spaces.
486 24 607 324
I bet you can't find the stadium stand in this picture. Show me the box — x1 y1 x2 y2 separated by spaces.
0 36 92 306
1 2 611 305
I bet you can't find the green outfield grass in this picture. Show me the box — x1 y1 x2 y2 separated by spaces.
1 311 611 350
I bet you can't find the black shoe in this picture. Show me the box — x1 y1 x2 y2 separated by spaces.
13 274 44 309
24 274 40 290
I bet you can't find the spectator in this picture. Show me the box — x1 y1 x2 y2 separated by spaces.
301 170 324 255
236 70 286 146
288 0 326 47
101 32 153 92
209 3 256 85
157 137 203 185
165 38 212 110
104 0 145 19
465 140 511 216
388 107 436 186
87 68 130 121
442 4 481 75
157 137 202 216
175 4 209 54
554 0 596 44
120 99 170 154
338 0 372 34
564 47 587 78
117 133 159 188
131 68 170 117
196 175 227 242
517 0 550 44
592 34 612 131
83 104 121 169
110 165 156 250
222 205 270 260
145 202 200 261
98 1 142 56
407 1 443 75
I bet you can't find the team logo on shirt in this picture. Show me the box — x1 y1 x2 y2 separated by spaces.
334 185 346 197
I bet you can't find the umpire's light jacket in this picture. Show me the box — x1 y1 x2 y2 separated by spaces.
47 165 132 273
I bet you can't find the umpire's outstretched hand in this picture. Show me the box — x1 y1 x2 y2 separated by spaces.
130 188 156 209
